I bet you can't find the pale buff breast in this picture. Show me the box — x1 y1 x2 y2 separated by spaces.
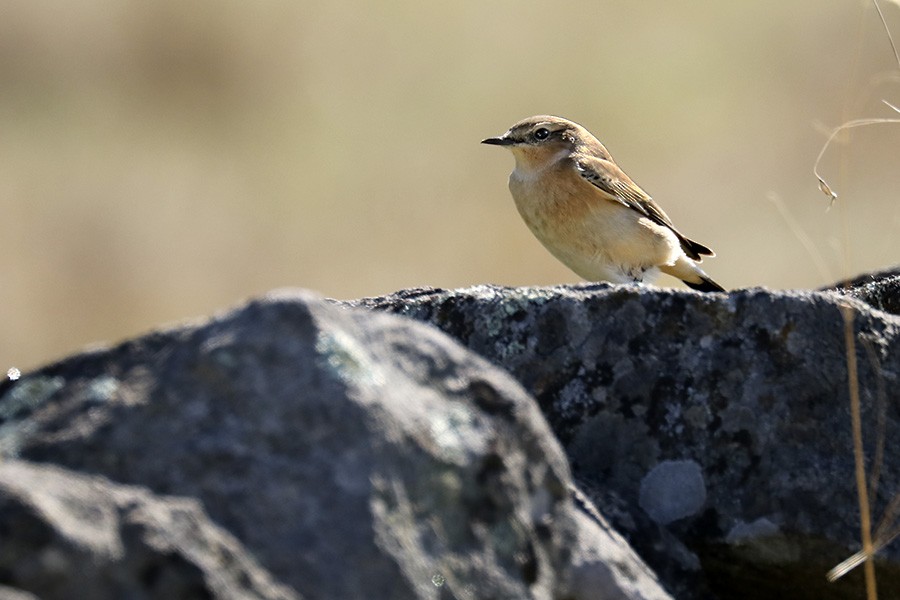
508 164 680 282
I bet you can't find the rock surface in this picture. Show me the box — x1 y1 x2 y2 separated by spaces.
0 460 298 600
826 265 900 316
0 291 671 600
348 275 900 599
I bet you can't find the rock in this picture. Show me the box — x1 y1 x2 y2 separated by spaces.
638 460 706 526
0 586 39 600
825 265 900 316
0 290 671 600
568 486 674 600
348 273 900 599
0 460 298 600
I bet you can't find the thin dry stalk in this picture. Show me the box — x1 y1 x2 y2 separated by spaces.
813 111 900 207
816 0 900 204
857 336 899 592
828 497 900 583
835 303 877 600
820 4 900 597
872 0 900 71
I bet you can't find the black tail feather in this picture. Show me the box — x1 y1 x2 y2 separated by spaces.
678 236 716 261
683 276 726 293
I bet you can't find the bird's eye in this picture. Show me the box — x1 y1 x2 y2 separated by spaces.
534 128 550 141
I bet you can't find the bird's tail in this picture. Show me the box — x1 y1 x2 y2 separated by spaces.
682 275 726 293
660 256 725 293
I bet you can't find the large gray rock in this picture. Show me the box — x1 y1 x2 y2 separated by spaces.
0 291 670 600
348 275 900 599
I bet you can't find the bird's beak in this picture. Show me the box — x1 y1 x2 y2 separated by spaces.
481 135 515 146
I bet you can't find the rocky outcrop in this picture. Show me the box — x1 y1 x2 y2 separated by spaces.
348 275 900 599
3 269 899 600
0 291 670 600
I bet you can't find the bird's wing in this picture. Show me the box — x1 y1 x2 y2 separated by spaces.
574 155 714 260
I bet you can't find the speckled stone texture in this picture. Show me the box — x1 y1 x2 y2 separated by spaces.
0 461 299 600
827 265 900 317
0 291 671 600
348 272 900 600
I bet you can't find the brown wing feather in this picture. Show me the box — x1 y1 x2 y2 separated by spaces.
575 156 714 260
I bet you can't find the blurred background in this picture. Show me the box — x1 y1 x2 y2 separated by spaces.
2 0 899 371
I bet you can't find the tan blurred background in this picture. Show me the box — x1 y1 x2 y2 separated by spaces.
2 0 899 371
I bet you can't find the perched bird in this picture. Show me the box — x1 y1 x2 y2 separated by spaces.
482 115 724 292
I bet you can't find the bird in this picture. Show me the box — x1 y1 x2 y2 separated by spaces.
482 115 725 292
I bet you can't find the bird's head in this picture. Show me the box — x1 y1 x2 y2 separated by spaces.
482 115 589 172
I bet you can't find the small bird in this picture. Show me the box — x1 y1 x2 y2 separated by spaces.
482 115 724 292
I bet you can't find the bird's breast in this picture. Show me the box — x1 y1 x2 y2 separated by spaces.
506 166 679 281
508 167 603 245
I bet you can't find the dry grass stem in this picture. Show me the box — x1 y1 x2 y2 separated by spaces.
813 114 900 207
827 303 878 600
817 1 900 204
872 0 900 70
825 306 900 592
